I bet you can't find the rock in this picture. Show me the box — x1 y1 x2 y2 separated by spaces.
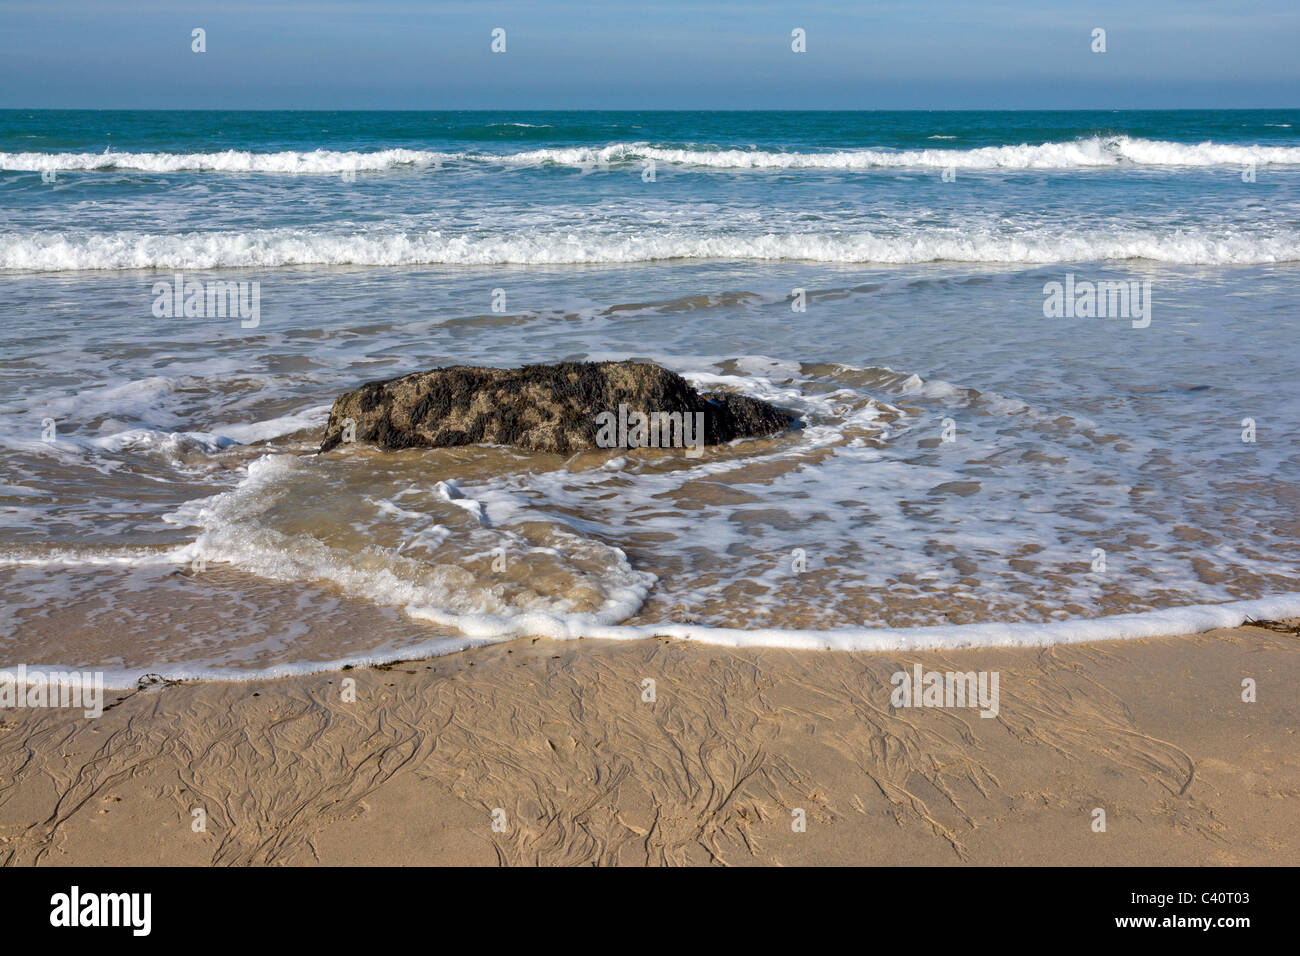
319 361 795 455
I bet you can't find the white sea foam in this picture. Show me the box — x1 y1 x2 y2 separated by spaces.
0 147 454 173
3 376 328 461
31 588 1300 689
6 136 1299 173
208 406 331 444
5 226 1297 271
90 428 241 455
0 546 190 568
164 453 659 634
11 352 1299 686
405 593 1300 651
435 480 490 524
453 136 1300 169
88 405 326 455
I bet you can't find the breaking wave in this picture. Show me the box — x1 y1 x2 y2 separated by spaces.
5 226 1298 270
5 136 1300 174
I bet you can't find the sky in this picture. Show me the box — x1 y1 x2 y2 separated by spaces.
1 0 1296 110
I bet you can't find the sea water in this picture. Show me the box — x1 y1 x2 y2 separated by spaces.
1 109 1297 684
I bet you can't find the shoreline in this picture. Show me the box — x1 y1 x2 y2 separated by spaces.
8 592 1300 690
1 620 1294 866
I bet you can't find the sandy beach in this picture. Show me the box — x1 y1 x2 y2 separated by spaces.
1 619 1294 867
7 106 1300 881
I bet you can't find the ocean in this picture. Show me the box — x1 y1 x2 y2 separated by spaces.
2 108 1298 685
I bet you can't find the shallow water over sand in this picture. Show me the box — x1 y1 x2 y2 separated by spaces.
1 261 1297 682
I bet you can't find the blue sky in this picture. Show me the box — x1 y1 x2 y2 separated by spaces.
1 0 1296 109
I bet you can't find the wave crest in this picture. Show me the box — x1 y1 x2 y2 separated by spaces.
0 147 453 173
4 226 1297 270
4 136 1299 174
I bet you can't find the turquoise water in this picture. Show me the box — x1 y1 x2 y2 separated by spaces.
3 108 1300 266
9 107 1300 152
1 110 1298 682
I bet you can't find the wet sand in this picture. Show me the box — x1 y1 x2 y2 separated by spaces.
1 621 1296 866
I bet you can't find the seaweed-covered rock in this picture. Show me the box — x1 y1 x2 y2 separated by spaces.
319 361 794 455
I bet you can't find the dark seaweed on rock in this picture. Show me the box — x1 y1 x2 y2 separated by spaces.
319 361 796 455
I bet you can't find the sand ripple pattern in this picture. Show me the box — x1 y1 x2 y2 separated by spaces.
4 625 1291 866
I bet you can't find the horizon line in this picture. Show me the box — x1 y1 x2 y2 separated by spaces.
3 106 1298 113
